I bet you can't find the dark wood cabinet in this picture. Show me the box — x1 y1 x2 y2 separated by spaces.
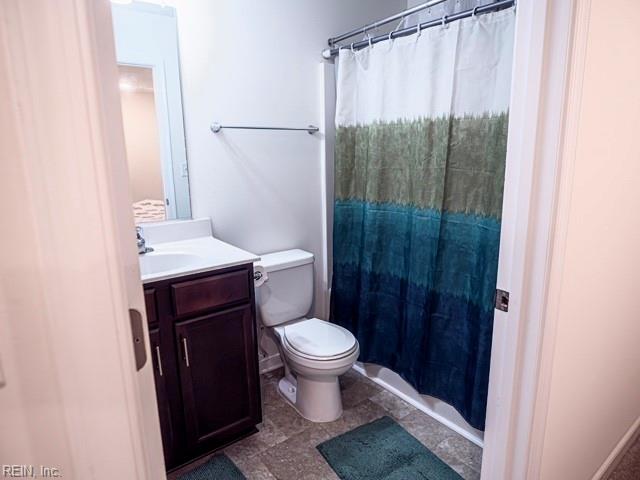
143 263 261 471
149 328 175 467
176 304 260 450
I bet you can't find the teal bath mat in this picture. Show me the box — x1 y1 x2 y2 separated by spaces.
177 454 246 480
317 416 463 480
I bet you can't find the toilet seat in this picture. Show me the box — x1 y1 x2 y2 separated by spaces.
276 318 357 361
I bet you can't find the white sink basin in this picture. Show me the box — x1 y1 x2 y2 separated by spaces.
137 236 260 284
139 251 204 277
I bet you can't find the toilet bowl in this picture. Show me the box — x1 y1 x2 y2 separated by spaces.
256 249 359 422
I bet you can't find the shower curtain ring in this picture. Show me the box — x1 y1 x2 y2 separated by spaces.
350 41 356 53
472 6 480 18
441 15 449 28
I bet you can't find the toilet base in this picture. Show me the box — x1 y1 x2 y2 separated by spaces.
278 376 297 405
277 373 343 423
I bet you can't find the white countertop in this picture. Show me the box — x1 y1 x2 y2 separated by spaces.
139 236 260 284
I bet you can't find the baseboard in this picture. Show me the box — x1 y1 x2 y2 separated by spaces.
259 353 283 374
352 364 484 448
593 415 640 479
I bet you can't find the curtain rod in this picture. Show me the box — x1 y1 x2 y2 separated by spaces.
327 0 448 47
322 0 515 59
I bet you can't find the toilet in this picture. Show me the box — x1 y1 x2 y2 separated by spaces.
255 249 359 422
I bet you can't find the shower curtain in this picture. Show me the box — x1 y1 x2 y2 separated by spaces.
331 8 515 430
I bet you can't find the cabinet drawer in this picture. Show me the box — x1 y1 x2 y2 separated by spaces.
171 269 250 317
144 289 158 325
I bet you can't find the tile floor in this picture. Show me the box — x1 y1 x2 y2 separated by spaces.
170 368 482 480
607 435 640 480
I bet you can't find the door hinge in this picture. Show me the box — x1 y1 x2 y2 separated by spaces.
0 354 6 389
495 289 510 312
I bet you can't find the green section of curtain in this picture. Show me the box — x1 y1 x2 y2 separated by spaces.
335 113 508 219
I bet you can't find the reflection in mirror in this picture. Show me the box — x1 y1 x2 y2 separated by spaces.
118 65 167 222
111 2 191 224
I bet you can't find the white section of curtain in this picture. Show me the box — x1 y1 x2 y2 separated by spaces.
335 7 515 127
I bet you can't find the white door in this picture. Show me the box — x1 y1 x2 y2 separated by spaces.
0 1 165 478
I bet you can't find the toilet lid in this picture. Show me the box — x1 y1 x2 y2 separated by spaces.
282 318 356 359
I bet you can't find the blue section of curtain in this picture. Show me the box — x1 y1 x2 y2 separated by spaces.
332 201 499 429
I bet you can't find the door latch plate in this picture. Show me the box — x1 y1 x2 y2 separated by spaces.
495 289 510 312
129 309 147 371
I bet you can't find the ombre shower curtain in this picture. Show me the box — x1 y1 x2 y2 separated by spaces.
331 8 515 430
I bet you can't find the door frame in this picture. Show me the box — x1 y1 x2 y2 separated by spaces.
481 0 577 478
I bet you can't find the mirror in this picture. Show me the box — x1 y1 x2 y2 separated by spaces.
111 2 191 223
118 65 167 222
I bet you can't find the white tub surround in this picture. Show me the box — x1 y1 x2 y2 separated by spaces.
137 218 259 283
353 362 484 447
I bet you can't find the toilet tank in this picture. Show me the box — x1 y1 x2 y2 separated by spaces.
255 249 314 327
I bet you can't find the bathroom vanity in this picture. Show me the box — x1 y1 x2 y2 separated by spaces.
111 0 264 467
138 222 262 470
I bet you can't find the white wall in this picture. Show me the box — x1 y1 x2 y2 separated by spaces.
537 1 640 478
169 0 406 318
405 0 496 24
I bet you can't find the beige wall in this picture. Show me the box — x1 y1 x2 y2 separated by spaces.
120 89 164 203
538 1 640 478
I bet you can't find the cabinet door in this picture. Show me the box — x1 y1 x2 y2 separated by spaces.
175 304 261 451
144 289 158 326
149 328 175 466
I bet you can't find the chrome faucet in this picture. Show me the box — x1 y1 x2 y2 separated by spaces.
136 226 154 255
